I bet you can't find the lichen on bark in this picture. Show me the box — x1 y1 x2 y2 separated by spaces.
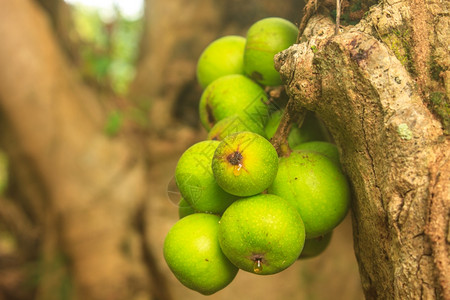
275 3 449 298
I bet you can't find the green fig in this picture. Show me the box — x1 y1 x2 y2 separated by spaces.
244 17 298 86
196 35 246 89
164 213 239 295
218 194 305 275
299 232 333 259
175 140 237 214
292 141 341 167
207 115 267 141
287 112 329 147
268 150 350 238
199 74 270 131
264 109 283 139
212 131 278 197
178 198 196 219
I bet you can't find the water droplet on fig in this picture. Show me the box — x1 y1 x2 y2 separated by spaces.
253 258 263 273
233 164 243 176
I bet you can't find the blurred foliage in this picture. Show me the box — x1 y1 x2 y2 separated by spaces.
26 253 73 300
70 4 143 95
104 110 123 137
0 150 8 195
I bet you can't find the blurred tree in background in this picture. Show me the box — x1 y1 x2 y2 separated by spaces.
70 6 142 95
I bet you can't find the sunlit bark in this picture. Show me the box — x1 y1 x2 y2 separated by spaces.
276 2 449 297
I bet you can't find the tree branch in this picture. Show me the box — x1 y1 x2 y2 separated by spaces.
276 12 447 298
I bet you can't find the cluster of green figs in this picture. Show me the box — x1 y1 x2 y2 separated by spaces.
163 17 351 295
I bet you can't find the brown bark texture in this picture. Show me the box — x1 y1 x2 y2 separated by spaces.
275 0 449 298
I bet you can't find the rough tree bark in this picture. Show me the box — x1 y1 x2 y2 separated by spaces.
275 0 449 298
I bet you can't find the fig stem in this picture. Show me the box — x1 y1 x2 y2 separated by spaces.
270 97 306 157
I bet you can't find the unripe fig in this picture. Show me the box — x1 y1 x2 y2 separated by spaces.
268 150 350 238
199 74 269 131
299 232 333 259
207 115 267 141
178 198 196 219
292 141 341 167
218 194 305 275
197 35 246 88
164 214 238 295
175 140 237 214
244 17 298 86
212 131 278 197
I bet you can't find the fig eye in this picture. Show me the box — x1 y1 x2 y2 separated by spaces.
227 151 243 166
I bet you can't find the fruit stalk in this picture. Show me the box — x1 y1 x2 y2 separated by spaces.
270 96 306 157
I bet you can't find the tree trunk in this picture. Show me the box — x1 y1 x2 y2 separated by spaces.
275 1 449 298
0 1 167 299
